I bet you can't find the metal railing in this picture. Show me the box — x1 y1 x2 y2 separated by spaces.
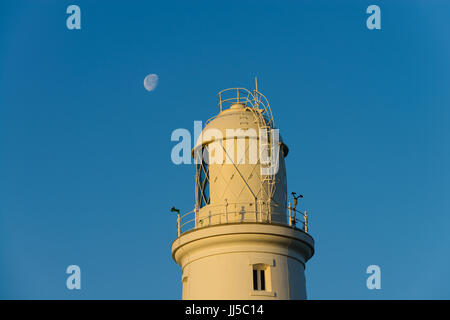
174 201 308 238
216 87 274 128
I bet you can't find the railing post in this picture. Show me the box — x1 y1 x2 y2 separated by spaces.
225 199 228 224
257 199 265 223
177 213 181 237
304 210 308 233
288 202 292 227
194 204 199 228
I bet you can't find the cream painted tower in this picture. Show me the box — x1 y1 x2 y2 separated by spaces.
171 85 314 300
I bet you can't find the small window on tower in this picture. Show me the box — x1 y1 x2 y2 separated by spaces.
252 265 267 291
195 146 210 208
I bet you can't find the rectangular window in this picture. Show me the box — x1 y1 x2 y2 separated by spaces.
196 147 210 208
252 266 266 291
260 270 265 291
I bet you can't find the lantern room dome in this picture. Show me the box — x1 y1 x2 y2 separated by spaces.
192 102 289 157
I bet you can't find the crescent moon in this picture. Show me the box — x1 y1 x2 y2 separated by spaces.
143 74 159 91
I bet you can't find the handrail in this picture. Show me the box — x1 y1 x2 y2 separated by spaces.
174 201 308 238
180 210 195 219
217 87 274 129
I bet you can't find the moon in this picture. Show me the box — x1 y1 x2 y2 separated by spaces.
143 74 159 91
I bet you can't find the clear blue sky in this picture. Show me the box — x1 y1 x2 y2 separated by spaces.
1 0 449 299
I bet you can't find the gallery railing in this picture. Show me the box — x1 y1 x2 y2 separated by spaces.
174 201 308 237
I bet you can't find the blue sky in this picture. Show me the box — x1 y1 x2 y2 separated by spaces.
0 0 449 299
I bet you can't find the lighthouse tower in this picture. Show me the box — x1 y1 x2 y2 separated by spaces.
171 84 314 299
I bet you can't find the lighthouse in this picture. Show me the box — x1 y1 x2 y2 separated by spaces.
171 84 314 299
